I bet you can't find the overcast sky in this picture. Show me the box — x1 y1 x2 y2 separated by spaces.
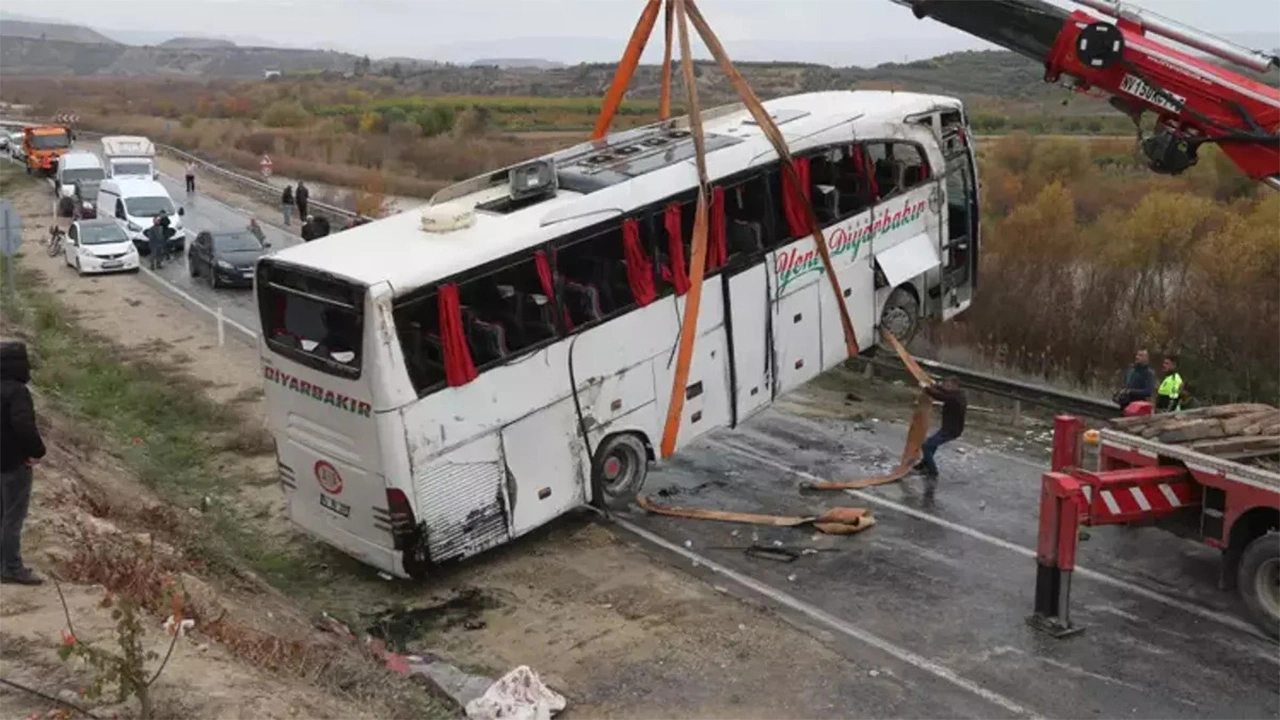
4 0 1277 66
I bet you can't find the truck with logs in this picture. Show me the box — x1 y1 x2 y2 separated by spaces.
1032 404 1280 638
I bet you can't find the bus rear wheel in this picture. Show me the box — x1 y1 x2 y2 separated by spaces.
1238 531 1280 638
593 433 649 508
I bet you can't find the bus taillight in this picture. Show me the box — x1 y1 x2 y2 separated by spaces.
385 488 417 551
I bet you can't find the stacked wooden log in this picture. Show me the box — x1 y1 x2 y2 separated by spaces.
1108 404 1280 467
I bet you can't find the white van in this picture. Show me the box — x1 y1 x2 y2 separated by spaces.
54 152 107 217
98 178 188 254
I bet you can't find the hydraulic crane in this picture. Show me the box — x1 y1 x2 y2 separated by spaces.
890 0 1280 189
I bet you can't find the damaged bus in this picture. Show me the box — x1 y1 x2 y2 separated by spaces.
254 90 981 578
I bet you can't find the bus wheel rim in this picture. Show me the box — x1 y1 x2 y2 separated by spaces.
1257 557 1280 620
883 307 912 340
602 450 636 495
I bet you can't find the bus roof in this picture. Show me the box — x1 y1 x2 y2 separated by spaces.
271 90 961 294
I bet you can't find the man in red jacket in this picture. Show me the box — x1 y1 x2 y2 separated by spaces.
1 342 47 585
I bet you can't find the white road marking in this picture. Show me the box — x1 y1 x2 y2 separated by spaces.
612 516 1043 719
716 440 1276 643
138 265 259 339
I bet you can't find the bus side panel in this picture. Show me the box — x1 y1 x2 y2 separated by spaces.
773 279 824 393
503 397 588 536
655 290 731 451
820 249 876 368
726 264 773 422
411 430 512 562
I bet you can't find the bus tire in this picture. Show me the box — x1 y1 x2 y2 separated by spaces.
593 433 649 508
878 286 920 350
1237 531 1280 638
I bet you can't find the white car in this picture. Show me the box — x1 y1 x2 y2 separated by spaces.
8 132 23 160
0 134 8 151
64 218 140 275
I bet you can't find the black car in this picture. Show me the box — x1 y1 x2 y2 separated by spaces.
187 229 272 288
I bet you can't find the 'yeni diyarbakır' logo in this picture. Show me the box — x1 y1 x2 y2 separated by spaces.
314 460 343 495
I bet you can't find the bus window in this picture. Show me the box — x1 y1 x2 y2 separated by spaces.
809 145 871 223
865 142 932 201
457 256 558 366
257 261 365 378
555 224 641 324
392 292 447 396
722 171 774 261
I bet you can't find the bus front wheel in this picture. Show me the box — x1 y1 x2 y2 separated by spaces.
878 286 920 351
593 433 649 508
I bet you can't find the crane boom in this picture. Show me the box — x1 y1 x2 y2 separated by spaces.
891 0 1280 189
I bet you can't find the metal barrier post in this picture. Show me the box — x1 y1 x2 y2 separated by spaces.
216 307 225 347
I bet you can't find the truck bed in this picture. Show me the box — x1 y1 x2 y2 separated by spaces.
1104 404 1280 489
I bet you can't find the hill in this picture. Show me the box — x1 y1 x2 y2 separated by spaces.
0 18 118 45
158 37 238 49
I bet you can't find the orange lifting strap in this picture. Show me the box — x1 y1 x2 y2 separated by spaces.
592 0 862 459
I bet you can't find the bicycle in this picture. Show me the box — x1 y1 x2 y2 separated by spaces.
46 225 65 257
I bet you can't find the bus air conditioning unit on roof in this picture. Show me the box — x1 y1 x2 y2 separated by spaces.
508 158 557 201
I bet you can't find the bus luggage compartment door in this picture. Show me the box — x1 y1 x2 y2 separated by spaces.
726 264 772 422
413 433 512 562
501 397 587 537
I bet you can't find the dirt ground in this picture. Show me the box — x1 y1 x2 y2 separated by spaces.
3 168 908 718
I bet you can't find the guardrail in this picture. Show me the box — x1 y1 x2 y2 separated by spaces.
852 354 1118 420
0 118 357 224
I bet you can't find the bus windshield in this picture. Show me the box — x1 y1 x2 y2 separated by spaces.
257 260 365 378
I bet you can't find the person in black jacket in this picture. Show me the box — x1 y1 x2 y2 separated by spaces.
914 377 967 495
1114 348 1156 411
294 181 309 222
281 184 294 227
1 341 47 585
145 217 167 269
300 215 316 242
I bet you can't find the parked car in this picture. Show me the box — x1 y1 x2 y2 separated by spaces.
187 228 271 288
72 179 100 219
9 132 25 161
0 134 8 151
63 218 140 275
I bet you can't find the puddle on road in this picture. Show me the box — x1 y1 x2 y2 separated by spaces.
364 587 503 653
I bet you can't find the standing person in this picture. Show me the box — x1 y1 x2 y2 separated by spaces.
1114 349 1156 411
280 184 294 227
1155 355 1185 413
1 341 47 586
294 181 309 222
184 161 196 193
914 378 967 498
145 217 167 269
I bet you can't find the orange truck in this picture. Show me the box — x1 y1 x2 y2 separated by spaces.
23 125 73 177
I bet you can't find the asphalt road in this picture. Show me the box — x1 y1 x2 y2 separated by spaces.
626 406 1280 719
55 141 1278 719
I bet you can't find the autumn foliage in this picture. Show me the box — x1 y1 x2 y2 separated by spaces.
937 134 1279 404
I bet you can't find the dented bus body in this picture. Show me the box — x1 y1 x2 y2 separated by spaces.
254 91 981 578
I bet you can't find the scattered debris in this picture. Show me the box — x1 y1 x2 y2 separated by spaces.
465 665 566 720
656 479 728 497
364 588 501 653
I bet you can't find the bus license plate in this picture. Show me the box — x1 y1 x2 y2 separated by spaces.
1119 73 1185 115
320 493 350 518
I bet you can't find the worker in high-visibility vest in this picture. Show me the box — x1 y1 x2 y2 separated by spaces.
1155 354 1185 413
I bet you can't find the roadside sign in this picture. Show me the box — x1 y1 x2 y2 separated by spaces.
260 154 273 178
0 199 22 257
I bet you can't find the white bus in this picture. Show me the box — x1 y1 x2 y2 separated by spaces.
255 90 981 578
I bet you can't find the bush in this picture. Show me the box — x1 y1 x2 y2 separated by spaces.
259 100 311 128
179 114 197 129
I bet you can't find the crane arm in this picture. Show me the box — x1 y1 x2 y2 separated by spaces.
892 0 1280 189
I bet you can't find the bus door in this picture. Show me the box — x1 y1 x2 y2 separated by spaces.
940 119 979 320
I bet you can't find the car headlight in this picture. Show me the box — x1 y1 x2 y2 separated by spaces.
216 260 234 270
127 222 142 232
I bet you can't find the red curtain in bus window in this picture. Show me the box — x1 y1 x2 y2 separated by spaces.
438 283 478 386
622 218 657 306
709 186 728 270
534 249 573 330
781 156 812 239
854 144 879 201
663 203 690 295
